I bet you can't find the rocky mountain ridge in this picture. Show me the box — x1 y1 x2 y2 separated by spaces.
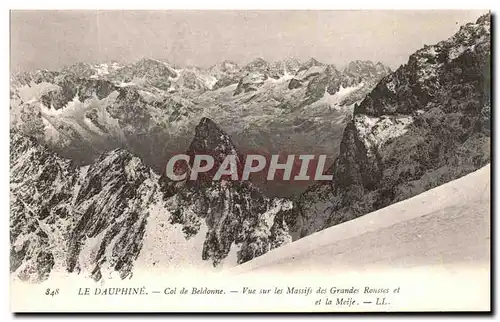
288 13 491 238
10 116 294 282
10 130 162 282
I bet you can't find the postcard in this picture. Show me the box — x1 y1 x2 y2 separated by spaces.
9 9 491 312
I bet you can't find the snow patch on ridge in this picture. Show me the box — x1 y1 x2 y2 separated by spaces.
197 74 218 89
355 114 414 149
136 204 216 274
78 230 107 275
308 83 365 111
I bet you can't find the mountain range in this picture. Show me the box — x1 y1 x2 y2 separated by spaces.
10 14 490 283
10 55 391 197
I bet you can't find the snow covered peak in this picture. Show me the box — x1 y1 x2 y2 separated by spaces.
11 69 59 87
411 13 489 65
273 57 301 74
110 58 178 84
343 60 391 77
220 60 239 71
244 57 269 72
299 58 324 71
95 147 139 165
61 62 95 78
208 60 240 75
283 56 301 65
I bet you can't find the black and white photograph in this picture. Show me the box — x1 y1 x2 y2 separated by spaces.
8 9 491 312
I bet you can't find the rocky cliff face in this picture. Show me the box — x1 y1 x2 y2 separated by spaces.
10 131 78 282
65 148 160 281
10 130 161 282
293 14 491 237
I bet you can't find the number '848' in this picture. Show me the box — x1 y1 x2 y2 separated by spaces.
45 288 59 296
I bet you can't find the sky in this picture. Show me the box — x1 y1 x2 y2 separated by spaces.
10 10 487 73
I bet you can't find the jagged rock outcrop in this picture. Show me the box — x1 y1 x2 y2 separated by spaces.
161 118 293 265
292 14 491 237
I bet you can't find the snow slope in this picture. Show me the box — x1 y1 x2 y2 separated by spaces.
10 164 490 312
231 164 490 274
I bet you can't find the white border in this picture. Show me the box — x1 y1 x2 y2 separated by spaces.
4 1 497 10
2 1 498 321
